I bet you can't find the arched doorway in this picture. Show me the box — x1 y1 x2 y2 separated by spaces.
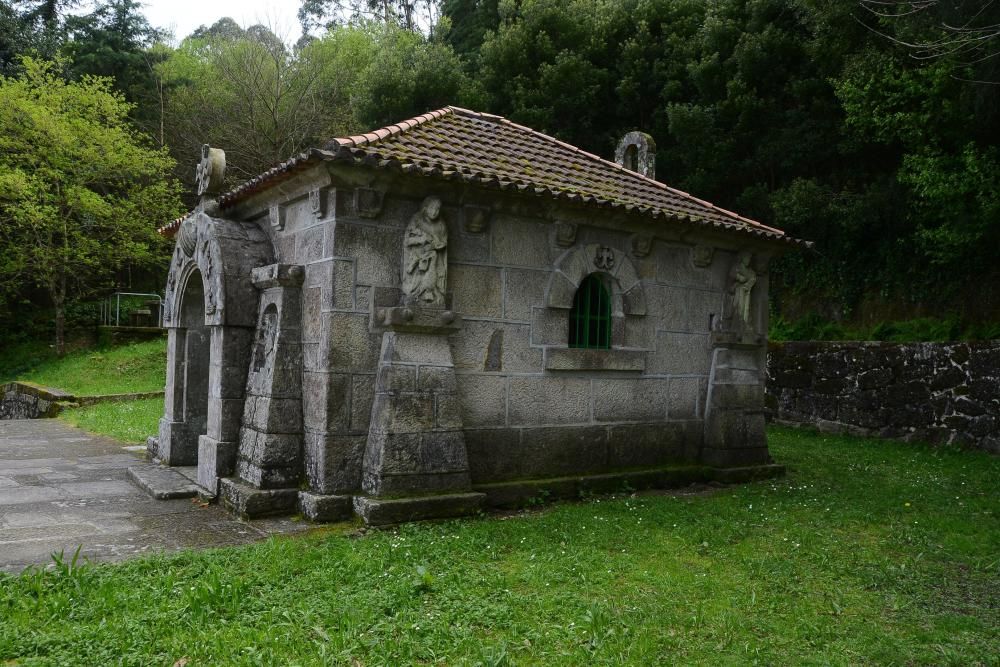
158 267 210 465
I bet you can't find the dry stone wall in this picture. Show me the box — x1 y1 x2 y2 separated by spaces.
766 341 1000 453
0 383 73 419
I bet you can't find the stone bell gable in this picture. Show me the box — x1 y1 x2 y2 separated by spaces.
152 107 810 525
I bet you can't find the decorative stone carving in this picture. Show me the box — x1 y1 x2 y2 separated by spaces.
728 251 757 330
614 131 656 179
594 246 615 271
200 239 217 315
630 234 652 258
177 217 198 257
355 187 384 218
309 188 325 219
402 196 448 307
195 144 226 197
269 204 285 231
462 205 490 233
693 245 714 268
163 250 179 324
554 222 577 247
251 307 279 373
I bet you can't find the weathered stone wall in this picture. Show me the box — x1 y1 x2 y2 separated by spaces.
244 165 773 494
767 341 1000 453
0 383 73 419
203 160 779 509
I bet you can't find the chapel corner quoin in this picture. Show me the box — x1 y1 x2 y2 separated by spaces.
148 109 809 526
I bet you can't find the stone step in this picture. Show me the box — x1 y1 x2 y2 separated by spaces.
127 464 204 500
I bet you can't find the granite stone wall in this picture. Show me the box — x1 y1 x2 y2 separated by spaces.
241 163 775 494
766 341 1000 453
0 383 73 420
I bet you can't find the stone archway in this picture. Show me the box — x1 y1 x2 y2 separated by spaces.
154 212 275 491
545 243 646 316
157 267 210 465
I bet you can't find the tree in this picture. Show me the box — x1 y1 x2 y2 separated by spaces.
298 0 440 33
0 0 76 70
858 0 1000 84
0 58 183 354
160 21 343 186
64 0 166 136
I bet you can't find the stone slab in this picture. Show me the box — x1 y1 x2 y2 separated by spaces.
352 492 485 526
219 478 299 519
127 464 201 500
298 491 353 522
0 419 308 573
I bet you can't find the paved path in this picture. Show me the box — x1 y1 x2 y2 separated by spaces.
0 419 308 573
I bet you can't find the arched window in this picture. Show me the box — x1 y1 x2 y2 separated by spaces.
569 274 612 349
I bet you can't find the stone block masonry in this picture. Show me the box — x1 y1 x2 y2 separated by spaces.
767 341 1000 454
151 109 809 525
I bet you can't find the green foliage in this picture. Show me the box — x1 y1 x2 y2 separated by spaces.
452 0 1000 323
0 427 997 663
59 396 163 443
344 22 469 130
0 57 182 350
4 338 166 394
769 314 998 342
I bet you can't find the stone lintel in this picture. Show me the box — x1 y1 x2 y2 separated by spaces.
299 492 353 522
251 263 305 289
219 477 299 519
543 348 646 371
352 492 485 526
371 305 462 334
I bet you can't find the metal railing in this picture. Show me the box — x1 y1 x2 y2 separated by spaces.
99 292 164 328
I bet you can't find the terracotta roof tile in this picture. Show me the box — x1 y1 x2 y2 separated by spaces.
162 107 809 246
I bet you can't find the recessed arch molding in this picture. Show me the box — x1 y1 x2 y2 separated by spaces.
545 243 646 316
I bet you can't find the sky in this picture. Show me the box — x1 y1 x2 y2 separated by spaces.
139 0 304 44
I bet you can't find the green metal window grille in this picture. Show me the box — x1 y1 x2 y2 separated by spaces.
569 274 612 349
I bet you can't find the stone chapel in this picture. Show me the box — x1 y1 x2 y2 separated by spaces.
149 107 808 524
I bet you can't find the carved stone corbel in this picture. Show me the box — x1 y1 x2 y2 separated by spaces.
462 205 490 234
355 187 384 218
692 245 714 268
269 203 285 231
554 222 577 247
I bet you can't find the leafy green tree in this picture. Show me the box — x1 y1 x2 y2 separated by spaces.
158 21 352 187
348 22 468 128
0 58 183 354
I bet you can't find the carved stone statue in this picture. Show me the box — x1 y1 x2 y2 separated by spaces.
729 251 757 329
402 196 448 307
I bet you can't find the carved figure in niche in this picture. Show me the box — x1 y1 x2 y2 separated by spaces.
251 307 279 374
402 196 447 306
728 251 757 329
201 239 217 315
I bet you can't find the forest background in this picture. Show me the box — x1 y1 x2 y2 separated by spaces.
1 0 998 351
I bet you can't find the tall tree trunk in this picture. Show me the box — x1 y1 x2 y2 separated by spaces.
52 272 66 357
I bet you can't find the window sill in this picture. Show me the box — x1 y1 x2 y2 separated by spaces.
543 348 646 372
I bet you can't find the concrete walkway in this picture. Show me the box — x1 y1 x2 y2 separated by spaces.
0 419 307 573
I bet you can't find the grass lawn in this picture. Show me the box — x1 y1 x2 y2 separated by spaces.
58 397 164 443
0 427 996 666
1 338 166 396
